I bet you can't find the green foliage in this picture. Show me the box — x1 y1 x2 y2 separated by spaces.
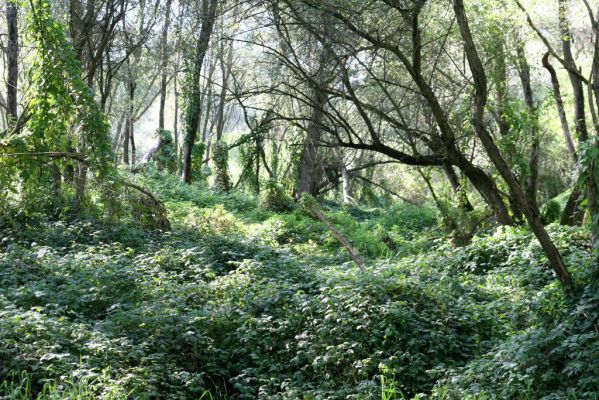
212 141 231 192
0 0 113 215
1 370 130 399
154 129 177 173
260 179 294 212
236 114 271 193
191 142 208 184
542 199 562 224
0 172 596 399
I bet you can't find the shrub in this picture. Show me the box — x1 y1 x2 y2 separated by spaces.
260 180 294 212
542 199 561 224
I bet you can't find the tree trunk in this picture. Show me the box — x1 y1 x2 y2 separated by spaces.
124 79 136 165
158 0 173 130
559 0 588 144
215 39 233 141
587 9 599 252
112 110 126 158
454 0 572 290
542 52 577 162
516 44 540 211
123 115 130 165
303 197 365 271
443 164 474 211
459 161 512 225
174 74 179 155
6 0 18 121
559 0 590 225
298 84 327 196
298 13 334 196
181 0 218 184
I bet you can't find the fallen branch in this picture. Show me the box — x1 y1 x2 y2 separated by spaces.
300 194 365 272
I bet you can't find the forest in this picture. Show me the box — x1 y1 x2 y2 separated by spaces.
0 0 598 398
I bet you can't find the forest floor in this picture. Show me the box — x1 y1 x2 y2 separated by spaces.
0 171 597 399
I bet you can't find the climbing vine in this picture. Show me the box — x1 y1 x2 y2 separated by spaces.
0 0 112 213
212 141 231 192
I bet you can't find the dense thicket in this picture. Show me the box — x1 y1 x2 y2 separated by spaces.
0 0 598 398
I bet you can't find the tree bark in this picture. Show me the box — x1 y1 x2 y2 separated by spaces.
6 0 18 121
303 198 365 271
559 0 590 225
586 8 599 252
516 44 540 211
542 52 577 162
298 12 334 196
123 114 130 165
158 0 173 130
559 0 588 143
215 38 233 141
299 84 327 196
181 0 218 184
454 0 572 290
443 164 474 211
459 161 512 225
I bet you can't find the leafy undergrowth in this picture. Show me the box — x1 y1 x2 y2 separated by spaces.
0 172 596 399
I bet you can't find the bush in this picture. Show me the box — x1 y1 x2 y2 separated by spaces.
0 173 595 400
542 199 561 224
260 180 294 212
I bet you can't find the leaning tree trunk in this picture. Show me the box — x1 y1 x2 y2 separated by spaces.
542 52 577 162
559 0 589 226
454 0 572 290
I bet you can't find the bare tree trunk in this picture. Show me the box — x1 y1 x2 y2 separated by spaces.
298 13 334 196
559 0 590 225
559 0 588 144
303 198 365 271
6 0 18 120
542 52 577 162
123 115 130 165
124 78 136 165
443 164 474 211
181 0 218 184
158 0 173 130
130 116 136 165
215 38 233 141
112 110 126 155
298 84 327 196
586 8 599 252
454 0 572 290
174 76 179 155
516 44 540 211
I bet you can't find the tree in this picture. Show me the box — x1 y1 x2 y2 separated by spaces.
181 0 219 184
6 0 18 121
453 0 571 289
